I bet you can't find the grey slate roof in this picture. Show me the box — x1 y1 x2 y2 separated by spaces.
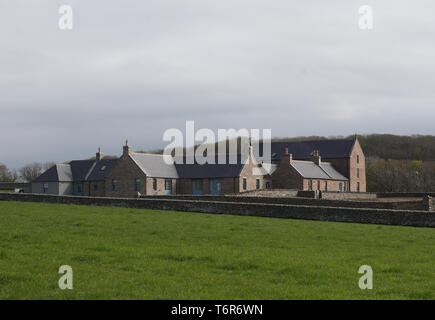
86 158 119 181
69 160 96 181
130 153 179 178
291 160 348 180
34 159 118 183
33 164 73 182
320 162 348 180
266 138 356 161
173 154 248 179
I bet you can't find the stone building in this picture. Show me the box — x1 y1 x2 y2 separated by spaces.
270 149 348 192
31 148 118 197
174 147 271 195
267 137 366 192
32 137 366 197
105 141 178 198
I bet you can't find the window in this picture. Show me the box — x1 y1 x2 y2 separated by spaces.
339 182 343 192
317 180 321 190
356 154 360 164
324 181 328 191
77 183 83 194
43 183 48 193
192 179 203 193
242 178 247 190
343 183 346 192
94 184 98 191
308 180 313 191
357 168 360 178
265 181 271 189
112 179 118 192
153 178 157 190
256 178 260 190
135 178 141 192
165 179 172 190
357 182 360 192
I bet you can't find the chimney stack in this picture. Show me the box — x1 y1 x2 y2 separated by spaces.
312 150 321 165
281 148 293 165
96 146 103 161
123 139 131 156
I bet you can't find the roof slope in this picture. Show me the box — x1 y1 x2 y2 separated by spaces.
33 164 73 182
130 153 179 178
69 160 96 181
174 154 248 179
87 158 119 181
291 160 348 180
320 162 348 180
267 139 356 160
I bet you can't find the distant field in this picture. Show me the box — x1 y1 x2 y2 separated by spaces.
0 201 433 299
0 190 13 193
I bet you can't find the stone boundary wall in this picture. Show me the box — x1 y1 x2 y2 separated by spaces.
321 192 378 200
0 193 434 228
141 195 426 211
376 192 435 198
237 189 299 197
0 182 30 190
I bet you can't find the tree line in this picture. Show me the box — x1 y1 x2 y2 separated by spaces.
0 162 55 183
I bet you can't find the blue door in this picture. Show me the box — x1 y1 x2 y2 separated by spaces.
165 179 172 195
76 183 84 196
210 179 222 195
192 179 203 195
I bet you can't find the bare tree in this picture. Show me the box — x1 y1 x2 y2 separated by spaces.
19 163 43 182
0 163 16 182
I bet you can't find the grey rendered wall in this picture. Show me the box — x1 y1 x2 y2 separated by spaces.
31 182 59 194
59 182 73 195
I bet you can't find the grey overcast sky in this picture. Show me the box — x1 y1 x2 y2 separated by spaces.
1 0 435 168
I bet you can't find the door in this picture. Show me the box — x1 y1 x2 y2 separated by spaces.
165 179 172 195
192 179 203 195
210 179 222 195
76 183 84 196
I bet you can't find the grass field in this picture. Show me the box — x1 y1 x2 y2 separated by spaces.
0 190 13 193
0 201 434 299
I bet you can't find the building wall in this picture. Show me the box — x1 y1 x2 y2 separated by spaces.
105 154 148 198
86 181 106 197
238 153 265 192
271 157 304 189
105 154 177 197
31 182 73 195
303 179 348 192
145 177 177 196
349 139 366 192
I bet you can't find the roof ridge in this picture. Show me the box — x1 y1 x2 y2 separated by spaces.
131 152 164 156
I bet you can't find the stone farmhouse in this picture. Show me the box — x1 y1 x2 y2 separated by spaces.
32 138 366 197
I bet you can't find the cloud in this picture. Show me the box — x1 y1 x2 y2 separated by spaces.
1 0 435 168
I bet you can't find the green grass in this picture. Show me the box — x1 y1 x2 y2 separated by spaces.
0 190 13 193
0 201 434 300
